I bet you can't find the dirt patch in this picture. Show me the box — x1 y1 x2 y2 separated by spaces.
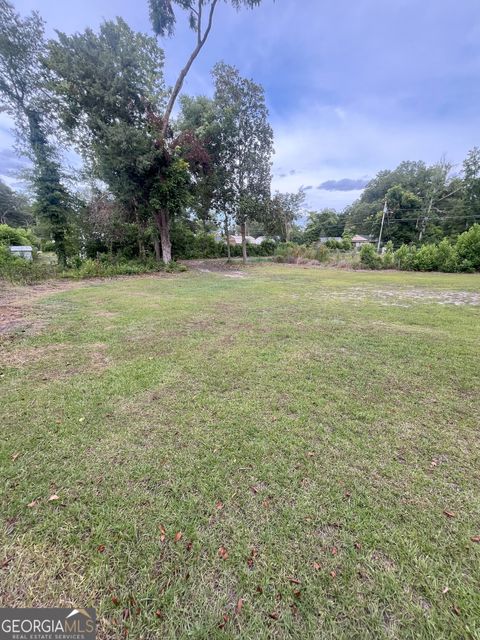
326 286 480 307
0 280 82 339
182 259 248 277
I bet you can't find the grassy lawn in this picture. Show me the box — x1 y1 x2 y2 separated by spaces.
1 264 480 639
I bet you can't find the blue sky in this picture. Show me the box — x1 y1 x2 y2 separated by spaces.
1 0 479 211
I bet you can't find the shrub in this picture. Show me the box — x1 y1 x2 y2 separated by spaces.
359 243 382 269
412 243 439 271
436 238 459 272
382 241 395 269
455 224 480 270
0 224 37 247
394 244 416 270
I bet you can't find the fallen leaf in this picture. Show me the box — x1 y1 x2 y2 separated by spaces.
218 546 229 560
1 557 13 569
288 577 301 585
97 544 106 553
215 501 224 510
11 453 20 462
442 587 449 594
256 586 263 594
344 491 351 498
293 590 301 599
331 546 338 556
27 499 38 508
155 610 162 619
112 597 120 606
174 531 183 543
186 541 193 551
313 562 321 570
250 485 259 494
330 571 337 578
160 534 166 543
354 542 362 550
159 525 166 534
452 605 461 616
218 614 229 629
443 510 455 518
268 611 279 620
122 608 130 621
48 494 60 501
471 535 480 543
262 499 270 508
307 452 315 457
235 598 244 615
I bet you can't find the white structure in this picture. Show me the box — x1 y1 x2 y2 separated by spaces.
351 235 371 249
9 245 33 260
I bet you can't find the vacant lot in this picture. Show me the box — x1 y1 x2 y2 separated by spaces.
1 265 479 639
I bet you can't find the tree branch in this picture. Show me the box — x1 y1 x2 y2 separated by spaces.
161 0 218 139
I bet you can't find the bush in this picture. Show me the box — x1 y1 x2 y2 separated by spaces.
412 243 439 271
394 244 416 270
382 241 395 269
0 223 37 247
359 243 382 269
0 245 57 284
63 258 169 279
455 224 480 270
436 238 459 272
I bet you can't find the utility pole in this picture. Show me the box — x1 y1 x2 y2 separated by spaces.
377 198 387 253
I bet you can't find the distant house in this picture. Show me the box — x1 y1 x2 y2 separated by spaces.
9 245 33 261
351 235 371 249
228 235 258 245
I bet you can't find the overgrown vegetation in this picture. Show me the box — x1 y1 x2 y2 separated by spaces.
360 224 480 272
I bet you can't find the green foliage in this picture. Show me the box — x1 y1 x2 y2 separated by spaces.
382 240 395 268
0 223 36 247
360 243 382 269
303 209 346 245
0 1 73 266
360 226 480 273
0 244 55 284
455 223 480 270
0 179 31 227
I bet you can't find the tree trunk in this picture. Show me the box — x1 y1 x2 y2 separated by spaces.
153 235 161 262
134 208 146 261
241 221 248 265
224 215 231 262
155 209 172 264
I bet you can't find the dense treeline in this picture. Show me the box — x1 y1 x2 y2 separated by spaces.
298 154 480 248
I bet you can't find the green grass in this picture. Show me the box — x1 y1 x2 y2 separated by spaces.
1 265 480 639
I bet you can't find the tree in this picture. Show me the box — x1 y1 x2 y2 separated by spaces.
267 190 305 242
47 18 170 261
0 0 72 265
0 179 31 226
147 0 265 261
212 62 273 264
303 209 346 244
463 147 480 223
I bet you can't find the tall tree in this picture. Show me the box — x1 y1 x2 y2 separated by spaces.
147 0 265 261
0 178 31 226
47 18 170 260
267 190 305 241
212 62 273 264
463 147 480 223
0 0 71 265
